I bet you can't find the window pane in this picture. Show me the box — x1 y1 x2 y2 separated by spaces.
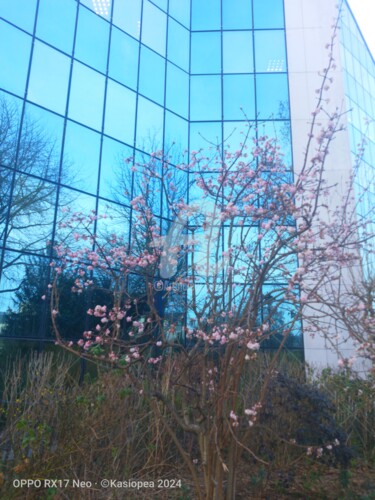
69 62 105 130
28 41 70 115
191 32 221 74
100 136 133 200
191 0 220 30
260 120 292 168
63 120 101 194
36 0 76 54
223 75 255 120
133 156 162 216
152 0 167 11
224 121 254 150
167 18 189 71
109 27 139 90
222 0 252 30
0 166 12 247
190 76 221 121
96 199 131 241
105 80 136 144
136 97 164 150
54 190 96 256
254 31 286 72
253 0 284 29
20 103 64 182
256 74 289 119
164 111 189 160
169 0 190 28
7 173 57 254
113 0 141 39
141 1 166 57
139 46 165 104
0 92 23 168
166 63 189 118
0 0 37 33
0 21 32 97
75 5 110 73
190 122 222 153
223 31 253 73
0 254 52 339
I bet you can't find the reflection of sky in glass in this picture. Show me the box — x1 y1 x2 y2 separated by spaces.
0 0 300 335
340 1 375 270
0 20 31 97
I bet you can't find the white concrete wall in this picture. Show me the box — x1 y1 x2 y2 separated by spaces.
284 0 366 371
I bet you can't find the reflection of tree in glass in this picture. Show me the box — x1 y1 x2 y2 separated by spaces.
0 97 73 292
112 138 188 218
1 256 49 339
3 256 106 340
259 292 301 350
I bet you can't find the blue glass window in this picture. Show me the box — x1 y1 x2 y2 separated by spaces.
191 32 221 74
63 120 101 194
190 122 222 153
260 120 292 168
139 46 165 104
9 173 56 253
223 31 253 73
133 157 162 215
69 62 106 130
109 27 139 90
113 0 141 40
141 1 166 57
191 0 220 31
21 103 64 181
223 75 255 120
0 22 32 97
169 0 190 28
36 0 76 54
100 136 133 200
254 31 286 73
224 121 253 151
96 200 131 240
166 63 189 118
167 18 189 72
164 111 189 160
222 0 252 30
0 167 11 246
0 0 37 33
256 74 289 119
152 0 168 12
190 76 221 121
136 97 164 149
28 41 70 115
75 6 110 73
253 0 285 29
58 189 96 221
0 92 23 168
105 80 136 145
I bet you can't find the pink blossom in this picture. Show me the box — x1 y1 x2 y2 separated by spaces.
246 341 260 351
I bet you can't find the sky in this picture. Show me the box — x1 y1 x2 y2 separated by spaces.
347 0 375 57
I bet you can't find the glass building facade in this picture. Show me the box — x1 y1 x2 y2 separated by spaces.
0 0 373 357
340 2 375 272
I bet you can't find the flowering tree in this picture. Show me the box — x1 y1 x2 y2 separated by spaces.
46 24 374 500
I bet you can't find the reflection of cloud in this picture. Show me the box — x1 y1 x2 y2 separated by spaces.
266 59 285 72
92 0 110 16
